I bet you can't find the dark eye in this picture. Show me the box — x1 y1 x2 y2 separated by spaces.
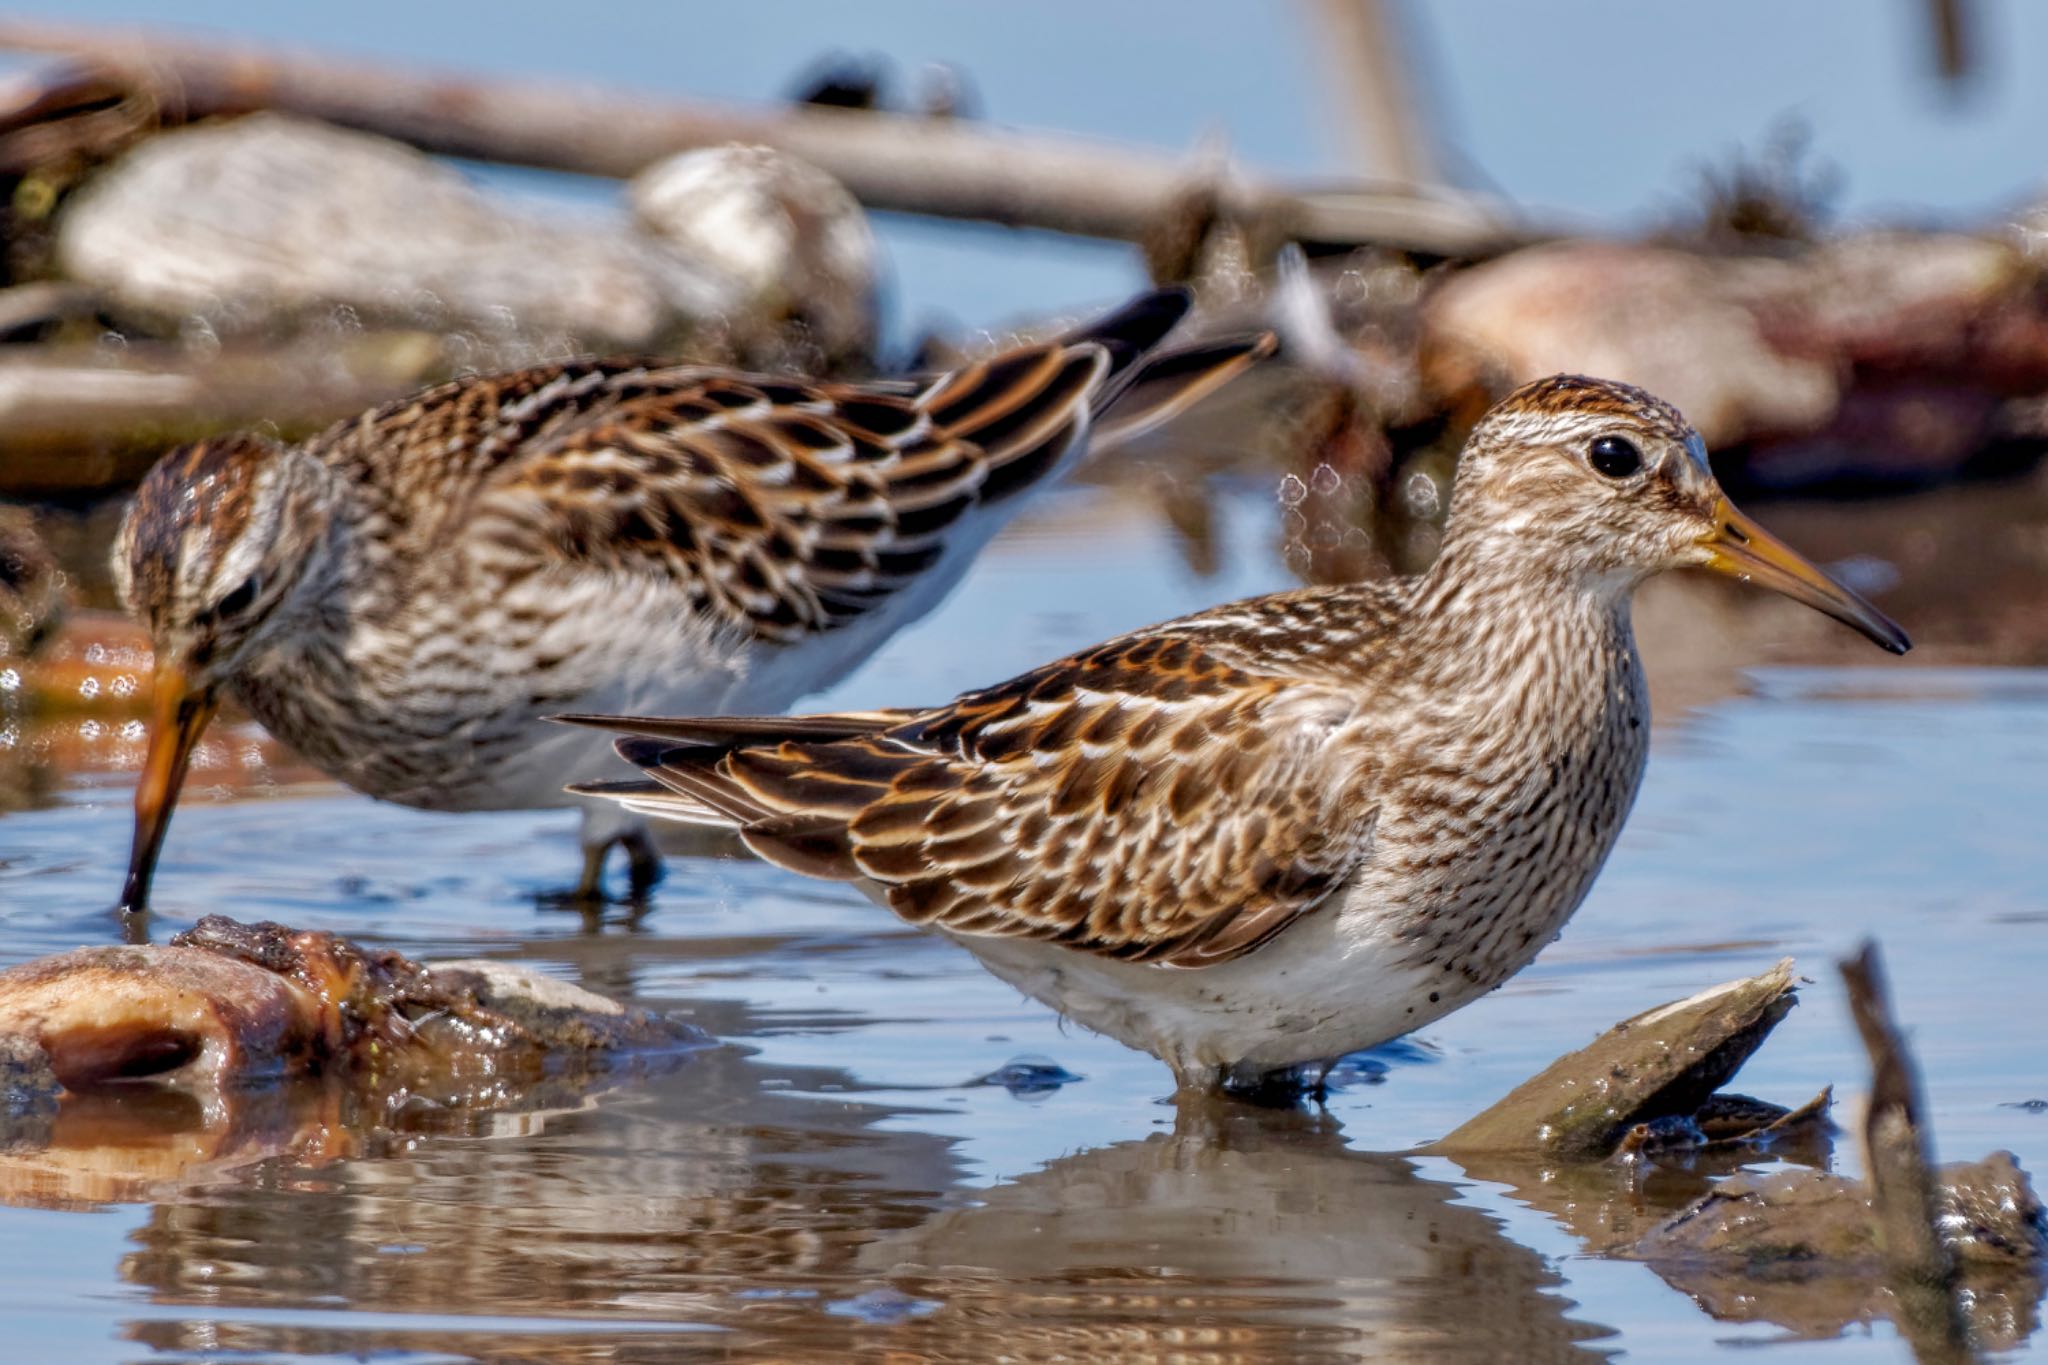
1589 435 1643 479
215 577 260 619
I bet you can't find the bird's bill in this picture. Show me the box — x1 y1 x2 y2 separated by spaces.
1697 498 1911 655
117 661 218 915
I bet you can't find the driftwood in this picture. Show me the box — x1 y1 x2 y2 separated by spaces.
0 55 156 173
1842 941 1977 1363
1 22 2046 517
1433 959 1801 1158
0 332 452 497
0 19 1521 261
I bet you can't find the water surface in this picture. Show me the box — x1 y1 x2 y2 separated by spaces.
3 472 2044 1361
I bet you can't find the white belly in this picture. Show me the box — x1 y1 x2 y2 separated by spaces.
936 892 1489 1090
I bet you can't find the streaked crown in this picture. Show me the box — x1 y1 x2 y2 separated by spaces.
115 433 327 674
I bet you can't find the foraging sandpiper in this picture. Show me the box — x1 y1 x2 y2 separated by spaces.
114 289 1271 913
566 375 1908 1094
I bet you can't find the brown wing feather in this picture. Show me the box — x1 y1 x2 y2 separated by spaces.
575 631 1378 968
325 288 1270 648
452 327 1131 644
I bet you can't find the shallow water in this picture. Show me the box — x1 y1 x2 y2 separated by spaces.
2 470 2045 1361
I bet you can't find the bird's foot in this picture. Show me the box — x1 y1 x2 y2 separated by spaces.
1215 1059 1334 1109
538 831 665 916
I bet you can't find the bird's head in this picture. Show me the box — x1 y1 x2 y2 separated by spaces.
112 433 333 914
1447 374 1908 654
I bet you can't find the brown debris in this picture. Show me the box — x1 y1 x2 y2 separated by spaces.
0 55 156 176
1417 231 2038 490
1433 953 2043 1351
0 915 702 1100
1625 1156 2043 1351
0 918 709 1209
1433 958 1799 1158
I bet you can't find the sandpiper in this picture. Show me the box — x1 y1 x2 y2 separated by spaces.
114 289 1272 914
566 375 1909 1094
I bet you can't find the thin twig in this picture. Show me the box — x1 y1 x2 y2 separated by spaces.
1839 940 1976 1364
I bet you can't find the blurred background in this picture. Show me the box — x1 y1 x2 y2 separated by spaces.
1 4 2045 1362
20 0 2048 320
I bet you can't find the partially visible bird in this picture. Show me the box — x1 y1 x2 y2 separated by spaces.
114 288 1274 914
565 375 1910 1096
0 505 62 661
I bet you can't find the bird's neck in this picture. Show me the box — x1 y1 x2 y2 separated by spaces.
1401 531 1640 693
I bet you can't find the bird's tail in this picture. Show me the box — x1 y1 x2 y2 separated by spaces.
1063 287 1278 449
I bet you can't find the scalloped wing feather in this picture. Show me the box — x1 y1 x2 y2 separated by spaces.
463 343 1105 643
308 289 1270 651
578 631 1381 968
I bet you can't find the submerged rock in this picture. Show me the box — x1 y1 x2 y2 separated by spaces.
1433 948 2046 1351
1624 1155 2046 1350
1633 1153 2046 1269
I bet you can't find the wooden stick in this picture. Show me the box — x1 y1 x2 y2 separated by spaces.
0 334 449 497
1839 941 1975 1364
0 19 1522 259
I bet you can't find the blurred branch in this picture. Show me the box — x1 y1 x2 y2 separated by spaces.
0 19 1522 260
1924 0 1976 89
0 55 156 171
0 334 448 497
1307 0 1438 185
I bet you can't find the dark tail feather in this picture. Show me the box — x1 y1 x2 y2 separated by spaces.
1059 286 1193 389
1091 329 1278 448
550 710 907 747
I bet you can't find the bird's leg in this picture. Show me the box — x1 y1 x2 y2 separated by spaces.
572 842 611 903
562 829 663 905
546 808 662 910
622 826 664 899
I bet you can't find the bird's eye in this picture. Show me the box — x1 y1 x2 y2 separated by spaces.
1588 435 1643 479
215 576 260 619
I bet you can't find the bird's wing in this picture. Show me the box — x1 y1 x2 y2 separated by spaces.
436 290 1268 645
569 630 1378 968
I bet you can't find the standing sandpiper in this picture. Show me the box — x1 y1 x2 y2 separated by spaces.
566 375 1909 1095
114 289 1272 914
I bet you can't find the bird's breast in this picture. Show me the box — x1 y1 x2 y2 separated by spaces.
1356 628 1651 991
